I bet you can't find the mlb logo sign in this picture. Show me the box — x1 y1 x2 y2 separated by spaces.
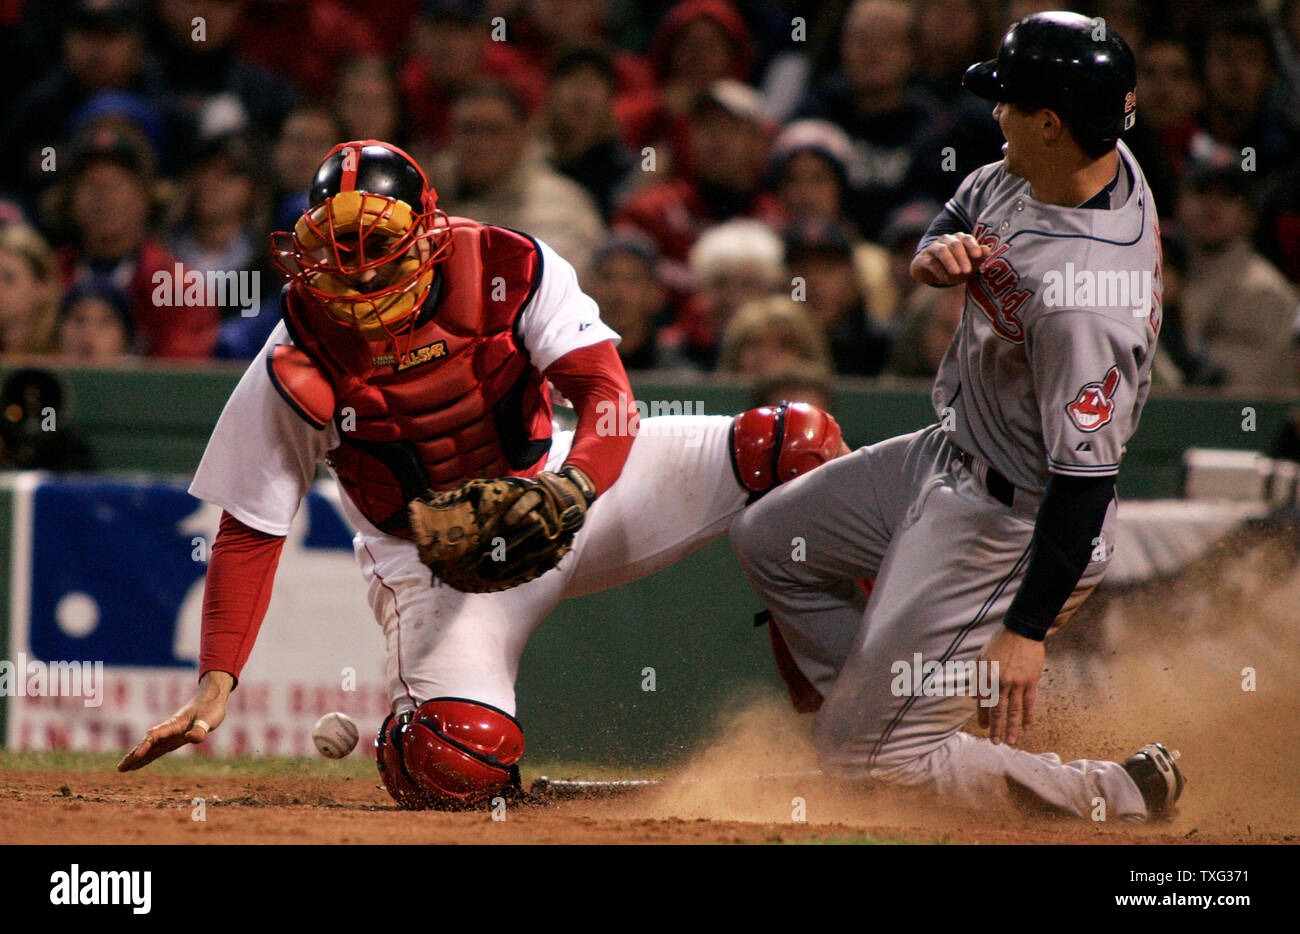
2 475 382 755
27 479 206 668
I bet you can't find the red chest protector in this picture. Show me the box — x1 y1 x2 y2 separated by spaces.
278 218 553 538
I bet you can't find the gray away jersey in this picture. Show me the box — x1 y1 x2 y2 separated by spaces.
929 140 1162 493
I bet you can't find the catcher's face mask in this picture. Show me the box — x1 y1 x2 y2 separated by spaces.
271 141 453 342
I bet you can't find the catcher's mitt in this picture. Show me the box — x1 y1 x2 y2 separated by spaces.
408 467 596 593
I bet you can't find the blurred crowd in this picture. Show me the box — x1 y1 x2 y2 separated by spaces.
2 0 1300 408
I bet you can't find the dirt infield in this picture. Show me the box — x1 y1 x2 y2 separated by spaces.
2 662 1295 844
2 668 1295 844
4 526 1298 845
0 763 1269 845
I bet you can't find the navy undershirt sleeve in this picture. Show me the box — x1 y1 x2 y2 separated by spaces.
1002 473 1116 641
916 205 971 252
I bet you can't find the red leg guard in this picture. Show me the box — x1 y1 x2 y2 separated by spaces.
375 699 525 810
375 712 441 810
730 402 845 496
759 580 874 714
766 616 824 713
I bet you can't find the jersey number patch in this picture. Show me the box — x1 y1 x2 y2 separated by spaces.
1066 366 1120 432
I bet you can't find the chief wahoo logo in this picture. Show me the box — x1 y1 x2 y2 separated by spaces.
1066 366 1120 432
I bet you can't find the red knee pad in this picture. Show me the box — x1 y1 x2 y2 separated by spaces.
731 402 845 495
375 699 525 810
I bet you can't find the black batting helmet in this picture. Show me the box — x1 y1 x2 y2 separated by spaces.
963 11 1137 156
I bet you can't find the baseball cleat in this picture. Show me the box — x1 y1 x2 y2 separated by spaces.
1122 742 1185 820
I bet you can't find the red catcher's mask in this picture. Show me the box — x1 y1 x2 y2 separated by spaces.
271 140 453 345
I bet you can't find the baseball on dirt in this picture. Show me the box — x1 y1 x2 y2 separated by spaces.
312 712 359 759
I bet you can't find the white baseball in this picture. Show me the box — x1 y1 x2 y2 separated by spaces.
312 712 359 759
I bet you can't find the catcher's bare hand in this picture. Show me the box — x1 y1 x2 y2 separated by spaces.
977 626 1044 746
117 670 233 771
911 233 989 286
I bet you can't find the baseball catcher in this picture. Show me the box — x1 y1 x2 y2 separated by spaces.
115 139 846 810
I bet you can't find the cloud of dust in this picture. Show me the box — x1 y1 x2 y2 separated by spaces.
1036 526 1300 839
641 526 1300 840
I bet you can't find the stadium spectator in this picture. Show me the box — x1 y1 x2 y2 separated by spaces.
66 89 171 169
751 362 836 414
669 218 785 369
621 0 753 175
716 295 833 378
797 0 935 239
334 57 409 149
432 82 606 277
1176 164 1300 391
906 0 1059 202
544 49 637 220
151 0 299 150
768 122 916 326
48 121 218 359
616 80 780 265
270 105 343 234
1193 9 1296 179
1124 34 1205 218
1275 0 1300 135
784 219 891 376
0 225 62 357
3 0 160 209
167 131 273 321
235 0 382 95
1257 159 1300 286
513 0 655 107
1146 230 1226 387
584 233 679 371
767 119 854 228
56 279 137 363
884 283 963 379
911 0 998 104
874 199 942 325
399 0 545 151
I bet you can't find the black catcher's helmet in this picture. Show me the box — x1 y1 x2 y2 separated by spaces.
963 11 1137 156
271 140 452 340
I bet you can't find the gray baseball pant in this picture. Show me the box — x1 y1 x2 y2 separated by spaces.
730 423 1148 821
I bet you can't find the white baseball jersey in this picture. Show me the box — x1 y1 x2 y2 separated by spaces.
931 140 1162 493
189 238 619 538
188 235 751 719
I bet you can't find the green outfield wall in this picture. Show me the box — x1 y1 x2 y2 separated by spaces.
2 363 1296 765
